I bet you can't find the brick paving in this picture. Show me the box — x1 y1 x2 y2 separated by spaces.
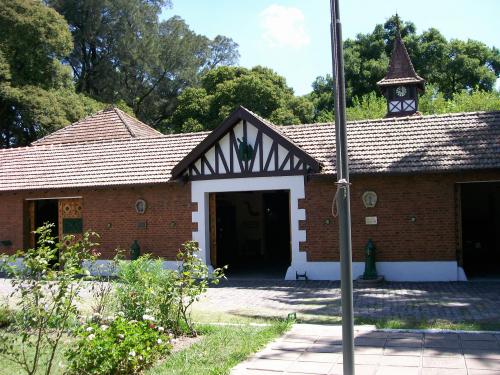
231 324 500 375
197 280 500 323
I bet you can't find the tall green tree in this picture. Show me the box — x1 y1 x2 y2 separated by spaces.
0 0 104 147
168 66 315 132
310 15 500 115
49 0 239 127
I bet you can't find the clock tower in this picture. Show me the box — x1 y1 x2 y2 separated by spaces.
377 27 425 117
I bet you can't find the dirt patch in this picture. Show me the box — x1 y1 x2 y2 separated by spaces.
170 335 202 353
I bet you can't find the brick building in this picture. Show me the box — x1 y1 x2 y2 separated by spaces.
0 34 499 281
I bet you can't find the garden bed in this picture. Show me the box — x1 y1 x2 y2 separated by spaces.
0 321 290 374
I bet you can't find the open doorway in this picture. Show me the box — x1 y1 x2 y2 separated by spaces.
461 182 500 278
34 199 59 240
212 190 291 279
29 200 60 267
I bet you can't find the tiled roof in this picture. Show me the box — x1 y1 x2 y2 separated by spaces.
377 33 425 89
279 111 500 175
0 110 499 192
0 133 207 191
32 107 162 146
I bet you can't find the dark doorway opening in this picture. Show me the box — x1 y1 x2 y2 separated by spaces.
34 200 59 257
213 190 291 279
461 182 500 278
35 200 59 237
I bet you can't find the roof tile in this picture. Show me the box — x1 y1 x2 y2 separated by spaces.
1 111 499 192
31 107 162 146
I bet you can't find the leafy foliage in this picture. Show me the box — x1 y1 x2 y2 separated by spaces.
419 87 500 115
0 0 106 147
344 15 499 101
0 306 15 328
168 66 315 132
345 87 500 121
115 241 225 336
0 224 99 375
310 15 500 116
65 316 172 375
49 0 239 127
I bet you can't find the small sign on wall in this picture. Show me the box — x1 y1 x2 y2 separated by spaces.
365 216 378 225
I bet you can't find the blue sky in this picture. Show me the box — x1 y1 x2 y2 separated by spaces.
161 0 500 96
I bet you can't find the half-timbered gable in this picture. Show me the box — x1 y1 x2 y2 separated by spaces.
171 107 322 180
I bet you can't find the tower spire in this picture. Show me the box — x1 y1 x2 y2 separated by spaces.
395 12 401 38
377 15 425 117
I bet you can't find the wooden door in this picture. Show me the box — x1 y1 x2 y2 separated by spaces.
23 200 35 249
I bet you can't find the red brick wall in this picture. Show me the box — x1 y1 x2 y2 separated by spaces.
0 183 194 259
1 170 499 263
301 171 500 262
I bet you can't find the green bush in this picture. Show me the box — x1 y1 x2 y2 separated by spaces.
0 306 14 328
0 224 100 375
115 255 175 325
66 315 172 375
115 241 225 335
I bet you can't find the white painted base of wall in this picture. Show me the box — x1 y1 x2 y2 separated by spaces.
4 258 468 281
285 261 468 281
82 259 179 276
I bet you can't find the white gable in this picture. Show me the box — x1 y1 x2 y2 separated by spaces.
186 119 311 180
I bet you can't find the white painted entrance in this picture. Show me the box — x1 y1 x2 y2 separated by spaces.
191 175 307 279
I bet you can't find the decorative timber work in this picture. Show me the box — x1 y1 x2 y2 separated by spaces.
171 107 321 181
59 198 83 245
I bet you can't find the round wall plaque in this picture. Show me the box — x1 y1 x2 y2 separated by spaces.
135 199 147 214
362 191 377 208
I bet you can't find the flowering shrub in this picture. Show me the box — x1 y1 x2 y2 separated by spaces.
65 315 172 375
173 241 226 334
115 255 174 324
0 224 99 375
115 241 226 335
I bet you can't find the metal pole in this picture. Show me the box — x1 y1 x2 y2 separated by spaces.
329 1 355 374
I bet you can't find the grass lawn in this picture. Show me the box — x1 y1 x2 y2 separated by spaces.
147 321 290 375
192 307 500 332
0 320 291 375
354 317 500 331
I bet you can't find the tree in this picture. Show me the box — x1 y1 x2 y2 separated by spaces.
168 66 315 132
344 86 500 121
0 0 105 147
311 15 500 112
49 0 240 127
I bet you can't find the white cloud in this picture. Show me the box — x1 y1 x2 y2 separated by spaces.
260 4 310 49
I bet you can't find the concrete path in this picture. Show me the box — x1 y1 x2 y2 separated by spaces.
232 324 500 375
197 280 500 323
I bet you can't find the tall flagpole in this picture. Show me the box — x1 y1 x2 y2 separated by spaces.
329 0 355 374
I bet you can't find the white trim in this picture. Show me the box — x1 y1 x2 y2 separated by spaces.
286 261 467 281
190 176 307 271
82 260 179 276
25 196 83 201
5 258 469 281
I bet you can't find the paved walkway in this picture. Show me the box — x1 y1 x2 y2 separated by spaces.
232 324 500 375
2 278 500 323
196 280 500 323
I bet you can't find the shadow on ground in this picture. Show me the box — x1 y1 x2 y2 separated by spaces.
200 280 500 326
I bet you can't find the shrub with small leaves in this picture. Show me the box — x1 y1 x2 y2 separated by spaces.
115 241 226 336
0 224 99 375
65 315 172 375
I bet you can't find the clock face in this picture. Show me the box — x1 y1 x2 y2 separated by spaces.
395 86 407 97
